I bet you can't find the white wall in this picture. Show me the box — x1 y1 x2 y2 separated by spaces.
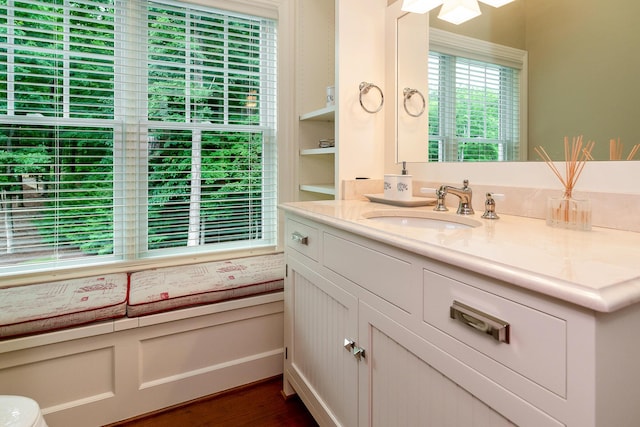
336 0 388 184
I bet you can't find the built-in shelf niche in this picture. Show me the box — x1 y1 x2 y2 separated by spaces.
298 105 335 197
296 0 336 199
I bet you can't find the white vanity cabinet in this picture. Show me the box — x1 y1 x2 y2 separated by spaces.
283 216 359 426
283 210 640 427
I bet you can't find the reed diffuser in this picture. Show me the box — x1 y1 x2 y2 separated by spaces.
609 138 640 161
534 136 594 231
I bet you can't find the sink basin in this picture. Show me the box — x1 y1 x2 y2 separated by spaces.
362 210 481 230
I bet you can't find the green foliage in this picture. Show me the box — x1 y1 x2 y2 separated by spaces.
8 1 115 118
0 146 50 185
147 129 263 248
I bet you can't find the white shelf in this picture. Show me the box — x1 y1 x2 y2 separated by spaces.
300 147 336 155
299 184 336 195
299 105 335 121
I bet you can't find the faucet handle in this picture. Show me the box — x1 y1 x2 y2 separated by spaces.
457 180 473 215
481 192 504 219
434 187 449 211
421 187 448 211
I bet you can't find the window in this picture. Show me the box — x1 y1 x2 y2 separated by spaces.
0 0 278 274
428 29 526 162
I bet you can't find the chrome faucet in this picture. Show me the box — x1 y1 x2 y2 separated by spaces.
435 179 474 215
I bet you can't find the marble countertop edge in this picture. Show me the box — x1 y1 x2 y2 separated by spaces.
280 201 640 313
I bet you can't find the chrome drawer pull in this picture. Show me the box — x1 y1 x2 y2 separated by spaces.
291 231 309 245
450 300 510 344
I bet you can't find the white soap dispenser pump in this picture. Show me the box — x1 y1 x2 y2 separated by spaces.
397 161 413 201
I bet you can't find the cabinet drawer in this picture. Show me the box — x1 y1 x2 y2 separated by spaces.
285 217 319 261
324 233 413 312
423 269 567 397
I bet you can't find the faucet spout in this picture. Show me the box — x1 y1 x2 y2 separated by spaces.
439 179 474 215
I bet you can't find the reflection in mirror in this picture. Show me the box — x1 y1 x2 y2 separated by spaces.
396 11 429 163
397 0 640 161
427 29 526 162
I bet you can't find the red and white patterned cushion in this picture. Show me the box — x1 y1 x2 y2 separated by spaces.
127 253 284 317
0 274 128 339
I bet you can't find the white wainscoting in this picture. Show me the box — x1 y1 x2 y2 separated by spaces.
0 292 284 427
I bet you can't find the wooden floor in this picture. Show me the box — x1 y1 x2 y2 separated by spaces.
104 376 318 427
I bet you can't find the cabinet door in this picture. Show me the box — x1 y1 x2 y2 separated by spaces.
285 256 359 427
358 301 520 427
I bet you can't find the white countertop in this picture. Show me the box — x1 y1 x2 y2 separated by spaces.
280 199 640 313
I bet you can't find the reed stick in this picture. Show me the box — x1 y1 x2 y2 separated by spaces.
609 138 639 160
610 138 623 160
535 136 594 224
534 136 594 199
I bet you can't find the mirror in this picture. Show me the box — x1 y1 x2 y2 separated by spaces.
395 11 429 162
395 0 640 161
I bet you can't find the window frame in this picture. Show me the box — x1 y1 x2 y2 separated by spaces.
0 0 288 284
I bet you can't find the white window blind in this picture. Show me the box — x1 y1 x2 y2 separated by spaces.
0 0 277 274
428 29 525 162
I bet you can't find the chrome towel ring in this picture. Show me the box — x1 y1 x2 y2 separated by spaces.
359 82 384 114
403 87 426 117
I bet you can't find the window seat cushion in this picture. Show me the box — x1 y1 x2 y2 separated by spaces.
127 253 284 317
0 274 128 339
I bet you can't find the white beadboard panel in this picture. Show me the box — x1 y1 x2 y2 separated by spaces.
291 269 358 427
369 326 517 427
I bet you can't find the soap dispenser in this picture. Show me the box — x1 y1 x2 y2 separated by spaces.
396 161 413 201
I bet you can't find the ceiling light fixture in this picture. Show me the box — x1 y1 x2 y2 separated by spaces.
438 0 481 25
401 0 515 25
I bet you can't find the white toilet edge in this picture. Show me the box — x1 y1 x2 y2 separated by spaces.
0 395 48 427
